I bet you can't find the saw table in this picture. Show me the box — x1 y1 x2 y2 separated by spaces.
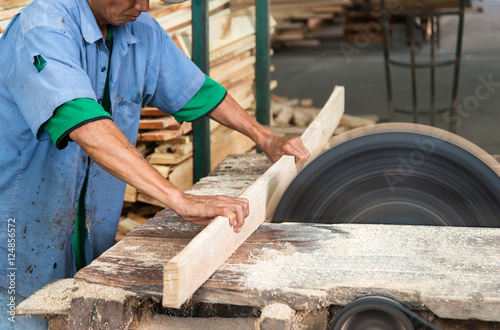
16 87 500 329
16 153 500 329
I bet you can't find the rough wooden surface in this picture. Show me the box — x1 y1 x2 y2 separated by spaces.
74 209 500 322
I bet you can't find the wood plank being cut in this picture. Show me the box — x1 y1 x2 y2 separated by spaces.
162 86 344 308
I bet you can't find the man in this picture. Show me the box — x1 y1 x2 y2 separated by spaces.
0 0 309 328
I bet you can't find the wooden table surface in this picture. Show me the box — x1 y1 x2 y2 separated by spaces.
72 155 500 322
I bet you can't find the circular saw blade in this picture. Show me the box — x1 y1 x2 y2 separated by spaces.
273 123 500 227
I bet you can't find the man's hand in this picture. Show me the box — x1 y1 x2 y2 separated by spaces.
260 135 310 163
172 193 249 232
208 94 311 165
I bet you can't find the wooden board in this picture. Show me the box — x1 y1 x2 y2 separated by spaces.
162 86 345 308
139 122 192 142
139 116 180 130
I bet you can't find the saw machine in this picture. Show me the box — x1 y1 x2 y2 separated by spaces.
274 123 500 227
273 122 500 329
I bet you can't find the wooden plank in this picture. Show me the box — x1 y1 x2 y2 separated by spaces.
0 0 32 11
162 86 345 308
124 184 137 203
155 0 230 33
210 125 256 170
147 151 193 165
139 117 180 130
300 86 344 165
154 142 193 155
139 122 192 142
168 158 194 192
141 107 168 117
137 193 167 208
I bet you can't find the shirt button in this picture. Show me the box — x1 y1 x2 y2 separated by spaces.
98 99 103 104
101 67 106 72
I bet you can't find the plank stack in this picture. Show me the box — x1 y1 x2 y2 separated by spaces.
344 0 472 43
124 0 271 219
230 0 352 48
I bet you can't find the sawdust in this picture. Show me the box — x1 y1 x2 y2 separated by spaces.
72 280 137 302
16 279 75 315
218 223 500 314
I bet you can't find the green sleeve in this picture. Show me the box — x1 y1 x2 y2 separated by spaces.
171 75 227 123
41 98 113 150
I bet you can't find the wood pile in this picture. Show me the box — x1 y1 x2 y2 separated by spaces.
270 94 378 137
344 0 474 42
351 0 470 11
271 94 378 130
230 0 352 48
121 0 268 225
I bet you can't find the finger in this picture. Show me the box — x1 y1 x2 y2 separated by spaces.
233 203 246 233
220 207 237 228
189 219 213 226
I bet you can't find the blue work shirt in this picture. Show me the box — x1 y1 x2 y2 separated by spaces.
0 0 204 297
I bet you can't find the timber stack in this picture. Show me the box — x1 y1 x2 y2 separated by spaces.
344 0 475 43
232 0 352 48
128 0 267 214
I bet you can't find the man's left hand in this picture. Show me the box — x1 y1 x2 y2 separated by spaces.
261 135 310 164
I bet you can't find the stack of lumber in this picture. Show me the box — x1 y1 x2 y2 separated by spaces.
0 0 31 36
351 0 470 11
231 0 352 48
120 0 269 230
123 0 266 209
269 0 352 47
344 0 472 42
270 93 378 138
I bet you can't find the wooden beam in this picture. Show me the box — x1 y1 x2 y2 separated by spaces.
162 86 345 308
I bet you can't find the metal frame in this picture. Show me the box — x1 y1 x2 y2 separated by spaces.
191 0 271 182
381 0 465 132
192 0 211 182
256 0 271 126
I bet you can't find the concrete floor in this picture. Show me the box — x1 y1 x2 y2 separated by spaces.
271 0 500 154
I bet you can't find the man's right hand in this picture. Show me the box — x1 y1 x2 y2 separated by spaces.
172 193 249 232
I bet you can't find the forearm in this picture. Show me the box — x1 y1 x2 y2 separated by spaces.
208 93 310 163
207 93 274 149
69 119 183 210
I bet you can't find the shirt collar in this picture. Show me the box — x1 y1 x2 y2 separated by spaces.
79 0 103 44
79 0 140 47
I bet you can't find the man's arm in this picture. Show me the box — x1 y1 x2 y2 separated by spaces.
69 119 249 232
208 93 310 163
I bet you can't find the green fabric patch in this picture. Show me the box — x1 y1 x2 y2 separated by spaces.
72 176 88 272
172 75 227 123
41 98 112 149
107 25 113 41
33 54 47 72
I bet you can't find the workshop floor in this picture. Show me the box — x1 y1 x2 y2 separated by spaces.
271 0 500 154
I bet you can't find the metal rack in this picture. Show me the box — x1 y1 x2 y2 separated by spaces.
381 0 465 132
191 0 271 182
